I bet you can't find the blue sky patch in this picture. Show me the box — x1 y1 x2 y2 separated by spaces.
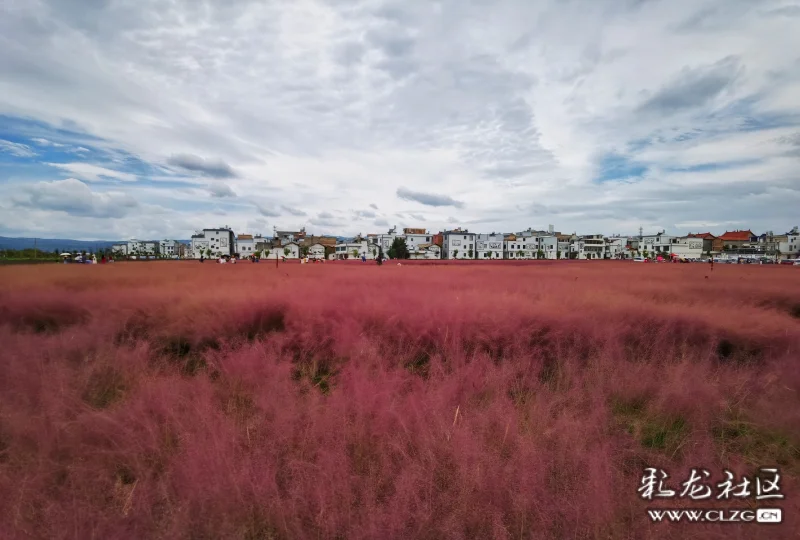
595 152 649 183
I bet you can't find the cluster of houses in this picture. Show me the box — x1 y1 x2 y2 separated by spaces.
111 225 800 262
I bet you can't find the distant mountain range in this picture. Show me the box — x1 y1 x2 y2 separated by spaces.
0 236 122 252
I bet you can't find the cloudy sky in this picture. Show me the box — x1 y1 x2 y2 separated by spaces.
1 0 799 240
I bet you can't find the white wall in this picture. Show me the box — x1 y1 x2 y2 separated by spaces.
443 233 475 259
476 234 504 259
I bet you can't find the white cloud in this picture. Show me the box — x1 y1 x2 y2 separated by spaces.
31 137 67 147
12 178 138 218
46 162 138 182
0 139 36 157
0 0 797 238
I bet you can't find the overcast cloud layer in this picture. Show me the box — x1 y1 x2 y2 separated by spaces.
1 0 799 240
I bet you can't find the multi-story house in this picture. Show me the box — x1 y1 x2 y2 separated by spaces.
476 233 504 259
408 244 441 259
719 230 756 251
275 228 307 245
235 234 265 257
580 234 606 259
191 228 235 258
334 239 372 260
403 228 435 256
686 233 721 256
777 226 799 259
159 239 181 259
537 235 559 259
670 236 705 259
638 232 676 257
442 228 476 259
504 234 537 259
605 236 628 259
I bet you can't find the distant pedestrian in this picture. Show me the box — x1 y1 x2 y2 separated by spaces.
710 258 714 271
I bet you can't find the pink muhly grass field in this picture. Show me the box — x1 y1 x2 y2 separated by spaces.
0 261 798 539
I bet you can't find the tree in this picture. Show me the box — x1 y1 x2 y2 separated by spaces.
387 237 410 259
468 248 473 259
254 250 262 259
453 249 459 259
264 249 271 259
351 249 359 259
301 246 309 257
372 247 377 258
537 249 544 259
205 248 212 258
517 250 523 258
284 247 291 257
557 250 561 259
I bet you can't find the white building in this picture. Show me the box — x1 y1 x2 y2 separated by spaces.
190 228 235 258
275 228 306 245
235 234 264 257
537 235 559 259
605 237 629 260
778 226 799 258
409 244 441 259
442 229 476 259
335 240 372 259
159 240 181 259
579 235 606 259
670 236 705 259
505 234 537 259
371 226 399 256
639 232 677 258
403 228 434 255
476 233 504 259
280 242 300 259
308 243 327 260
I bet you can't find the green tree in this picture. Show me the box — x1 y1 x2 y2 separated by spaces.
387 237 410 259
557 250 561 259
205 248 212 258
284 247 291 257
264 249 271 259
372 247 377 258
254 250 262 259
517 250 523 258
537 249 544 259
453 248 459 259
352 249 359 258
301 246 309 257
468 248 473 259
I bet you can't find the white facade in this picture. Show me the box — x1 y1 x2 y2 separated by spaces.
159 240 180 258
191 228 235 258
557 240 570 259
235 235 263 257
308 243 327 259
505 236 537 259
671 237 704 259
408 244 441 259
580 235 606 259
639 233 676 257
404 233 434 254
335 240 372 259
605 237 628 259
280 243 300 259
538 235 558 259
476 233 504 259
442 230 476 259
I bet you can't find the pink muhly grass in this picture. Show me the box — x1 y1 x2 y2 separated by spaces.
0 261 798 539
